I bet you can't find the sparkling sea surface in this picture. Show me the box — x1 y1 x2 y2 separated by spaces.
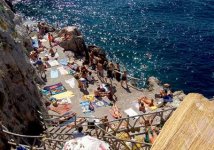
14 0 214 98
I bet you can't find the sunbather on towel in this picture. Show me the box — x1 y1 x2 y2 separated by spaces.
138 97 154 107
94 87 108 98
109 104 122 119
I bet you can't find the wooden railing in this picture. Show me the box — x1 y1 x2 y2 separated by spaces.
1 107 176 150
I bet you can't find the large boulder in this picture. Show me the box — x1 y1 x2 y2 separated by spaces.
59 26 87 57
147 77 161 92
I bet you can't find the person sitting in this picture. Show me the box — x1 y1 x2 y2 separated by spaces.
79 77 87 90
86 72 95 83
109 104 122 119
94 87 103 98
73 125 85 138
81 70 88 79
160 88 173 103
43 54 49 62
139 102 146 113
69 62 79 72
94 91 101 99
138 97 154 107
75 75 84 89
81 62 89 73
49 48 56 58
97 60 104 78
34 58 45 75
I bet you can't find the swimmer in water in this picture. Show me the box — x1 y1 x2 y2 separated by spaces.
145 53 152 59
141 64 148 70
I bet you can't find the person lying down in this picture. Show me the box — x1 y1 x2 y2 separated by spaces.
109 104 122 119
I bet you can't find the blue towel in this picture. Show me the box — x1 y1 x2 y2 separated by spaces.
163 96 173 102
50 69 59 78
32 39 39 48
80 101 92 113
93 100 109 108
59 58 68 66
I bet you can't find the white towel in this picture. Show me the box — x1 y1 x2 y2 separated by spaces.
57 66 68 75
48 60 59 67
65 78 76 88
124 108 139 118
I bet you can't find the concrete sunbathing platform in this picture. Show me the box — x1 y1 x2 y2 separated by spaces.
39 39 159 121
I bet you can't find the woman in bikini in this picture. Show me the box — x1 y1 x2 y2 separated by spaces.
109 104 122 119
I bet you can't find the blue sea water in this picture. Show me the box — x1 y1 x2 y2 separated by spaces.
14 0 214 98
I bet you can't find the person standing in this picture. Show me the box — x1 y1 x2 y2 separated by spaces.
34 58 46 78
72 125 85 138
48 33 52 47
114 63 121 82
121 71 128 88
97 60 104 81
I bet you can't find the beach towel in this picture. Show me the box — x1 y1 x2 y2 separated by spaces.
80 101 92 113
44 83 66 95
32 38 39 48
57 66 69 75
41 89 51 96
50 69 59 78
59 58 68 66
49 104 72 115
65 78 76 88
163 96 173 102
82 94 95 102
58 97 72 104
93 100 109 108
40 39 47 42
132 102 139 109
44 83 63 90
48 60 59 67
149 106 158 111
50 85 66 95
124 108 139 118
51 91 74 99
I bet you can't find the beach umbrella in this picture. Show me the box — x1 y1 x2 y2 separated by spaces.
62 135 110 150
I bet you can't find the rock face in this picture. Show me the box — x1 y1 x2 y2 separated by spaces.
0 1 44 149
151 93 214 150
147 77 161 92
59 26 88 57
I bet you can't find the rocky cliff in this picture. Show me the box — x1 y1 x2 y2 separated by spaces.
58 26 89 62
151 93 214 150
0 0 44 149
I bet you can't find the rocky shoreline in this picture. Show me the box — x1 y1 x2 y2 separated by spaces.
3 0 213 149
25 19 187 118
